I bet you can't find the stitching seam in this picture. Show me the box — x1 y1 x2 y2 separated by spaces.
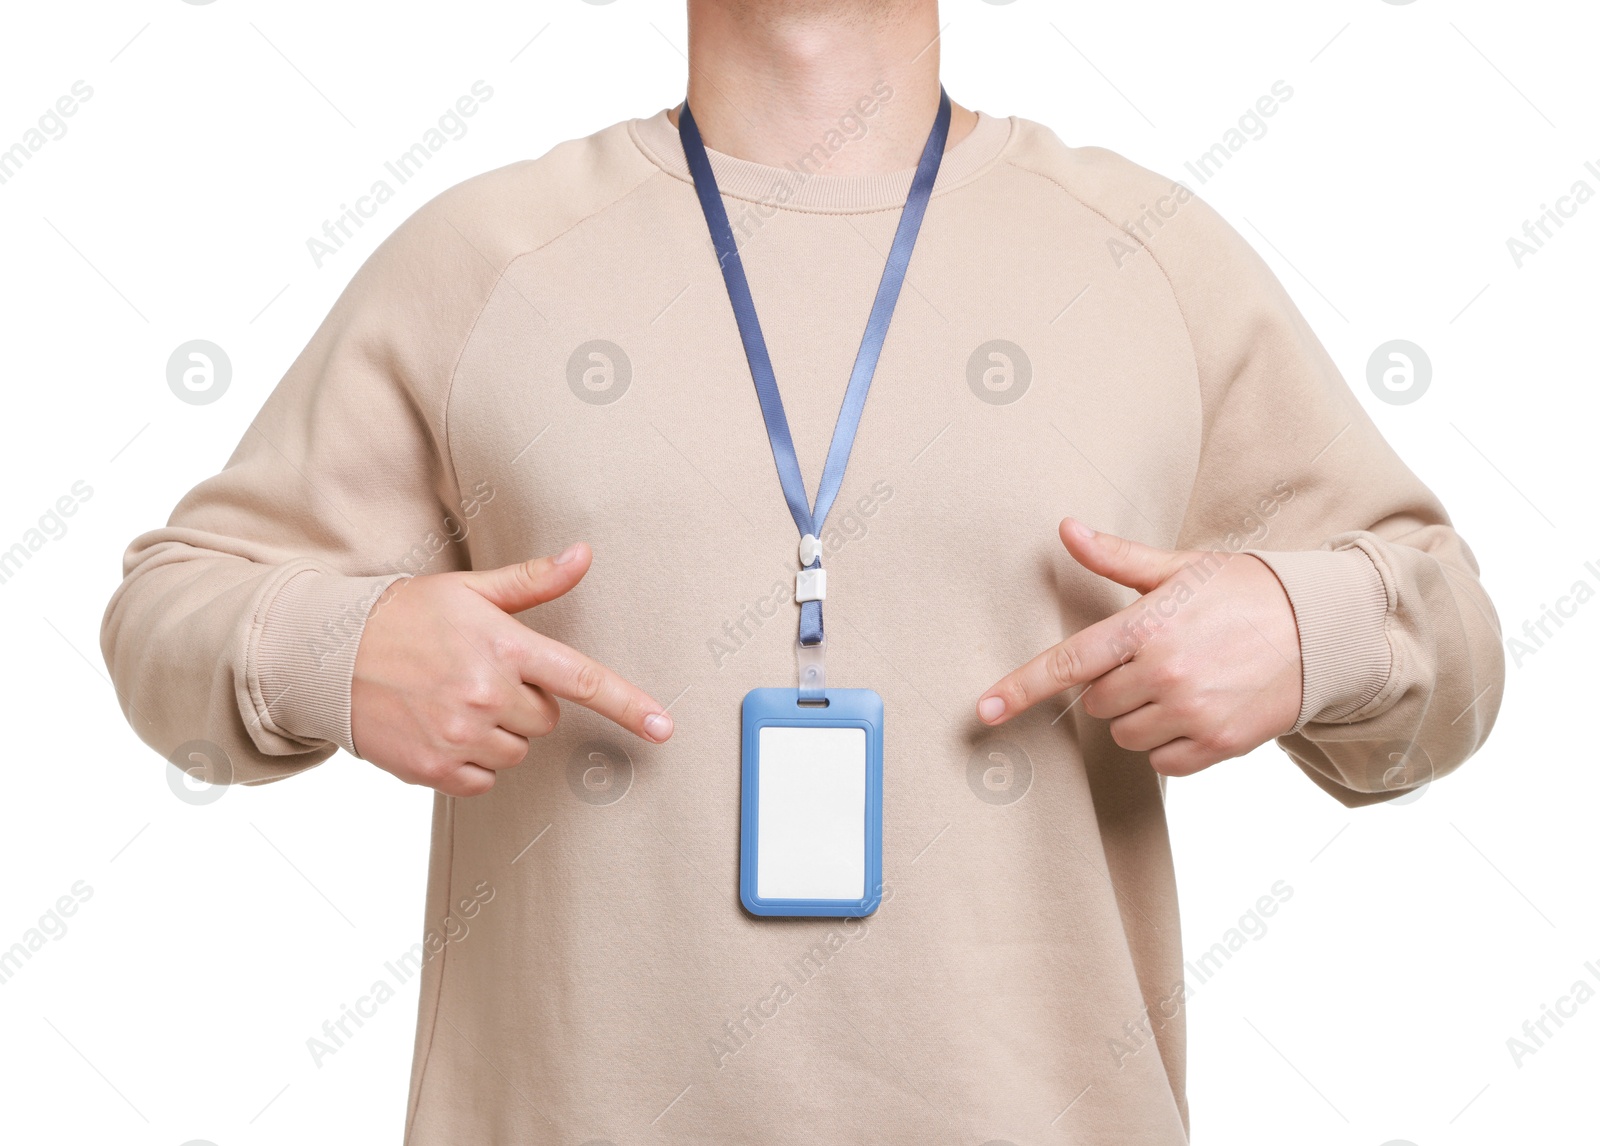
403 795 457 1144
439 162 663 509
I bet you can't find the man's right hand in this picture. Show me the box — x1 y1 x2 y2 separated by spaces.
350 542 673 797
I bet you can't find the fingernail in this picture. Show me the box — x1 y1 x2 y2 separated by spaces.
1067 519 1095 541
978 696 1005 723
644 712 673 741
552 543 581 565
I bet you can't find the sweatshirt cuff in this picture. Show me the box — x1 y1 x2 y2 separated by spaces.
1245 545 1392 733
249 568 407 756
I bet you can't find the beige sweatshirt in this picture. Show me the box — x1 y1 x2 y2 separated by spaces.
102 107 1503 1144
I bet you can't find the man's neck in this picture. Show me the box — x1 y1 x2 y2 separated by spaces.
672 0 976 174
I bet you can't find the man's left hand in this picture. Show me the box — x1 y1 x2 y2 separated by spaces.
976 519 1304 776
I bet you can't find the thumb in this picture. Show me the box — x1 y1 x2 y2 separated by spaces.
1059 519 1185 594
465 542 592 615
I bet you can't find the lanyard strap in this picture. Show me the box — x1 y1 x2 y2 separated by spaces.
678 88 952 649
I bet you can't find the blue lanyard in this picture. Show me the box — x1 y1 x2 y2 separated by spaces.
678 87 952 650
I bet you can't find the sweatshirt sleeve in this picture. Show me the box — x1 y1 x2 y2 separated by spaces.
1132 170 1504 805
100 194 502 785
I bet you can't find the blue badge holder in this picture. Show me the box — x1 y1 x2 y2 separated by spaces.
740 688 883 918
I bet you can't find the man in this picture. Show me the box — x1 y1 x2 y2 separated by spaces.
102 1 1503 1141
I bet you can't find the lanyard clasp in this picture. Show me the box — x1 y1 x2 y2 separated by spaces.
797 638 826 703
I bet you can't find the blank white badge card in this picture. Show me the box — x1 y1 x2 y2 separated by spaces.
755 725 867 901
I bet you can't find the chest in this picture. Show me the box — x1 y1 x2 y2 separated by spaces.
444 187 1200 677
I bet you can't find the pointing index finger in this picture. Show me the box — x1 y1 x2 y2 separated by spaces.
977 612 1135 725
519 632 675 743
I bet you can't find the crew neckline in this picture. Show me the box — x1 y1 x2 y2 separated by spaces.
629 107 1012 214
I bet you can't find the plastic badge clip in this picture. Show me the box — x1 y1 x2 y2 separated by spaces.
797 638 826 704
795 567 826 602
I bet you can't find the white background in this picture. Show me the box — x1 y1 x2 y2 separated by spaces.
0 1 1595 1143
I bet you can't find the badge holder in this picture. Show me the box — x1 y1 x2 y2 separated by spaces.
739 660 884 919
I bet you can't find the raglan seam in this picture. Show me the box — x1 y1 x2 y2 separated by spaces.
1007 150 1414 742
1002 155 1206 547
244 152 668 760
438 162 666 506
999 156 1201 384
